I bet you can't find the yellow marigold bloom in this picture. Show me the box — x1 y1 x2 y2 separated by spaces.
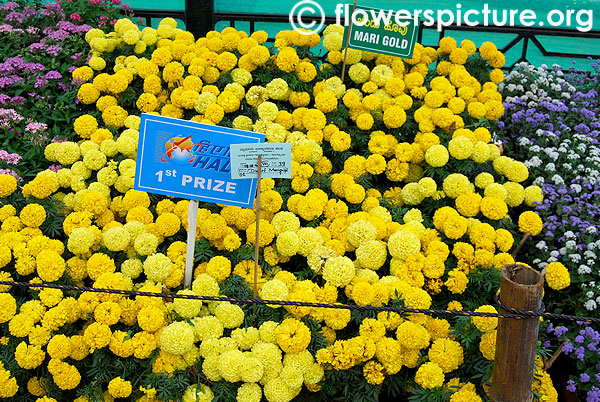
160 321 195 355
524 185 543 206
36 250 65 282
545 262 570 290
20 203 46 227
415 362 445 389
83 322 112 351
363 360 385 385
383 106 407 128
425 145 449 167
276 317 311 354
108 377 132 398
518 211 543 236
323 256 355 287
429 338 464 373
472 305 498 333
443 215 469 240
479 330 497 361
455 192 481 217
0 293 16 324
480 196 508 220
448 136 474 160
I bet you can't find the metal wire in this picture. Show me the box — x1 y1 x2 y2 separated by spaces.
1 280 599 323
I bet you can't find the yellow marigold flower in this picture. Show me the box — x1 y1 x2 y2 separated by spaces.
83 322 112 352
545 262 570 290
518 211 543 236
383 106 407 129
20 203 46 228
425 145 449 167
160 321 194 355
472 305 498 333
479 330 496 361
363 360 385 385
276 317 311 354
448 136 473 160
0 293 16 324
323 256 355 287
524 185 543 206
480 196 508 220
415 362 445 389
108 377 132 398
36 250 65 282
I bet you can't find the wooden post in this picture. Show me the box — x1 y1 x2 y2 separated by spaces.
185 0 213 39
253 155 262 299
490 264 544 402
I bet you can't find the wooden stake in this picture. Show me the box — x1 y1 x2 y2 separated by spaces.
184 200 199 289
340 0 357 83
490 264 544 402
253 155 262 299
511 232 531 259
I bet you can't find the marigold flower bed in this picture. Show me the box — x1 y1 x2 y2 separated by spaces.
0 16 567 402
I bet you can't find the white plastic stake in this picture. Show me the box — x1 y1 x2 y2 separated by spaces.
184 200 199 288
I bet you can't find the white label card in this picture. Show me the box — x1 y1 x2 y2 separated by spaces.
230 143 292 179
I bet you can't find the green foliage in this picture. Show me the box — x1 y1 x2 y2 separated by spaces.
143 371 193 402
220 274 253 299
408 385 452 402
194 238 217 263
320 370 381 402
212 380 240 402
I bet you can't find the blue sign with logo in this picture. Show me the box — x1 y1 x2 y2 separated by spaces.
134 114 265 208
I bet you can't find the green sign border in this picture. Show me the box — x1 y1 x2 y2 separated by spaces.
344 4 419 58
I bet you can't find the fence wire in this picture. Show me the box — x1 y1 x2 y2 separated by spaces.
1 280 599 323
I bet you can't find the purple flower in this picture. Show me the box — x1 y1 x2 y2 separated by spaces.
44 71 62 80
0 77 13 88
567 379 577 393
25 122 48 135
576 335 586 344
575 346 586 361
11 96 25 104
554 326 569 337
582 373 591 383
563 341 574 354
587 387 600 402
46 45 62 57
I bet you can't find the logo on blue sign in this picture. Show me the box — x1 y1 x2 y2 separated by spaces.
135 114 264 208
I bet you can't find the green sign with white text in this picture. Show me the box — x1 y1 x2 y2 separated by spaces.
342 5 418 58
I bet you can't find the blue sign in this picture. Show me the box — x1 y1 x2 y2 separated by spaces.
134 114 265 208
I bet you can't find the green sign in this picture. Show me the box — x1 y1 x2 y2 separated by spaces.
342 5 418 58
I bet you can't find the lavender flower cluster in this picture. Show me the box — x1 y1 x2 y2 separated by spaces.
547 323 600 400
497 62 600 313
0 0 94 180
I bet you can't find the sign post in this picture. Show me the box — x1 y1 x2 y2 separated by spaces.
230 143 292 298
184 200 199 288
253 155 262 299
134 114 265 289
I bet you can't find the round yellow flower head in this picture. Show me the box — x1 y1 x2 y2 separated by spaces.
545 262 570 290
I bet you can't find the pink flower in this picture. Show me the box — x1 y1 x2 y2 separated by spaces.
69 12 81 21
